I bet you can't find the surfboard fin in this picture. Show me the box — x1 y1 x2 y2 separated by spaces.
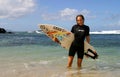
84 49 98 59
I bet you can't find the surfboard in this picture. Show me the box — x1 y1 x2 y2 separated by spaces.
39 24 98 59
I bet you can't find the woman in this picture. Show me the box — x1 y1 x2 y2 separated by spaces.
67 14 90 68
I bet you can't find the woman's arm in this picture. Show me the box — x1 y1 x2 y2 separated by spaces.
86 35 90 43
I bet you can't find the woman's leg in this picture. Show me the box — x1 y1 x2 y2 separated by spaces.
77 58 83 68
67 56 74 68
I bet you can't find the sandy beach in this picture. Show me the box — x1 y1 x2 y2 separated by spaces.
0 62 120 77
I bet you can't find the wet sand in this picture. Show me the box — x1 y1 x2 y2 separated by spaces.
0 62 120 77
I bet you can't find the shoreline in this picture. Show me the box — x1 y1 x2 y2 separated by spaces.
0 63 120 77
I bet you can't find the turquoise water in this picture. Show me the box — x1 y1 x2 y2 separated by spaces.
0 33 120 77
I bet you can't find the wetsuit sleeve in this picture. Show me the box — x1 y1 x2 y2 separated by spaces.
86 26 90 36
71 26 74 33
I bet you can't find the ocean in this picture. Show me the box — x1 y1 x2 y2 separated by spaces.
0 32 120 77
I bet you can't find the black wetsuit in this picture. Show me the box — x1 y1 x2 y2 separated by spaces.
69 24 90 59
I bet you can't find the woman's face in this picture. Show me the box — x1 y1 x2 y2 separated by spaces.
76 16 84 26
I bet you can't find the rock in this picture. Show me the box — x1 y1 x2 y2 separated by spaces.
0 28 6 33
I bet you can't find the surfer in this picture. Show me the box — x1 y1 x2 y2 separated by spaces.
67 14 90 68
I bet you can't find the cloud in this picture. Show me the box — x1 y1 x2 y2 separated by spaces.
0 0 35 19
41 13 59 20
59 8 78 20
41 8 96 21
60 8 78 17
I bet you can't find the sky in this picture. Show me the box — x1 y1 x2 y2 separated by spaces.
0 0 120 32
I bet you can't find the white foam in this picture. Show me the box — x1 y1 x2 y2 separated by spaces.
64 70 78 77
80 69 88 73
12 69 16 73
116 63 120 65
39 60 51 65
90 30 120 34
30 61 37 64
23 63 29 69
62 56 67 59
103 67 110 69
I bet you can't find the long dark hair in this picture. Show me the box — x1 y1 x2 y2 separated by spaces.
76 14 85 21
